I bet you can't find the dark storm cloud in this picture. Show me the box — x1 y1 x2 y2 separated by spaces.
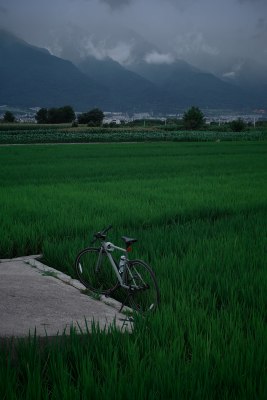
238 0 265 3
0 6 7 13
99 0 132 9
255 17 267 34
0 0 266 73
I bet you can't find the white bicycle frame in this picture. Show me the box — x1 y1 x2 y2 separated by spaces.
97 241 130 289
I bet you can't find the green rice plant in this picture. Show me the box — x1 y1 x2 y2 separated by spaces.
0 126 266 144
0 142 266 398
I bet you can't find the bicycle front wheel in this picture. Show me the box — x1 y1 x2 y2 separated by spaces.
126 260 160 313
75 247 119 294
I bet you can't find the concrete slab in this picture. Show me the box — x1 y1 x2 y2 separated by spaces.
0 260 132 338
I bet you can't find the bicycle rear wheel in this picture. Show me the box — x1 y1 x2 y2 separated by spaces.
125 260 160 313
75 247 119 294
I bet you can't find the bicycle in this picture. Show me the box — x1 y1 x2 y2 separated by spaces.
75 225 160 313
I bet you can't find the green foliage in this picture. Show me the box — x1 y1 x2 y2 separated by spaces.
47 106 75 124
256 120 267 128
183 106 205 130
35 108 48 124
3 111 15 123
78 108 104 126
206 123 231 132
0 126 266 145
103 122 118 128
0 142 267 398
229 118 247 132
35 106 75 124
71 120 78 128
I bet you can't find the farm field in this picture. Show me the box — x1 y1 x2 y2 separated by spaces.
0 122 267 144
0 141 267 399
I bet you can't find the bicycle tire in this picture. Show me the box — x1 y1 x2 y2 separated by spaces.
125 259 160 313
75 247 119 294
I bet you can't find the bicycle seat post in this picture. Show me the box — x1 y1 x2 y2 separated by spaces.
121 236 138 253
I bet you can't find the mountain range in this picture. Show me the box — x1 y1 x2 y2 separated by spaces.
0 29 266 112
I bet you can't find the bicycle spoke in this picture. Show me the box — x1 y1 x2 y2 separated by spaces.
75 248 119 294
125 260 160 313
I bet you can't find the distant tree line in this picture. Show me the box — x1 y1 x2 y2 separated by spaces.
35 106 104 126
183 106 205 130
229 118 247 132
77 108 104 126
0 111 16 123
35 106 75 124
0 105 255 133
181 107 247 132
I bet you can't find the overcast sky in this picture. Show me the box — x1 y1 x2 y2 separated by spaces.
0 0 267 75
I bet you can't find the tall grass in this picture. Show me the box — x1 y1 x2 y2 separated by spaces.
0 142 266 398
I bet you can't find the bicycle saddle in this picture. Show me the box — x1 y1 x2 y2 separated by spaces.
121 236 138 246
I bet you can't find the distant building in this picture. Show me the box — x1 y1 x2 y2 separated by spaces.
103 118 121 125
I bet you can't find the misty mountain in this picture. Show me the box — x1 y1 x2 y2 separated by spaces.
221 59 267 105
0 29 107 110
1 29 266 112
129 60 256 109
78 56 171 112
0 29 169 112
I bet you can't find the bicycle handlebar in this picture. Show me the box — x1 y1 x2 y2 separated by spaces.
101 225 113 235
90 225 113 244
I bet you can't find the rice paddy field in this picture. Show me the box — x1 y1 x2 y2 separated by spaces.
0 141 267 399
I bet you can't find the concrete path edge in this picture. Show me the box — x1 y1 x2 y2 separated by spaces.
1 255 133 315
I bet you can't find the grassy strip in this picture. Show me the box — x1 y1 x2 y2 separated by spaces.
0 122 267 144
0 128 266 144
